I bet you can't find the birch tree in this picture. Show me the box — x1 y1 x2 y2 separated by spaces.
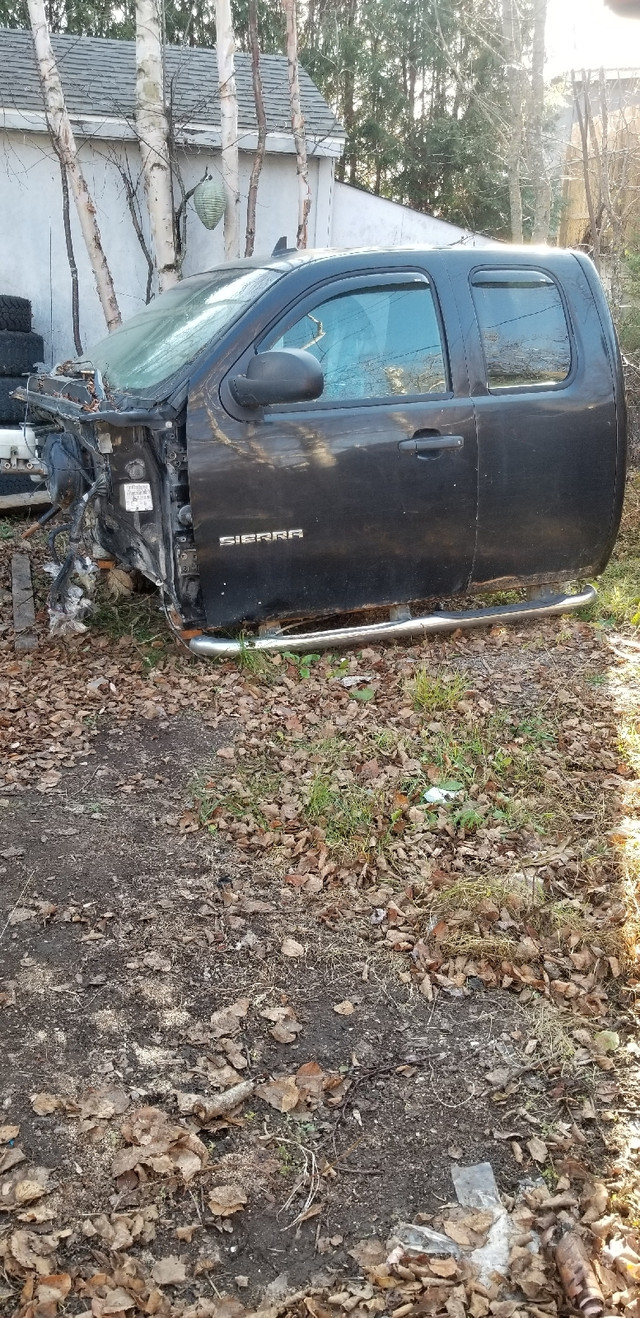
282 0 311 248
501 0 525 242
135 0 178 291
26 0 121 330
529 0 551 242
245 0 267 257
215 0 240 260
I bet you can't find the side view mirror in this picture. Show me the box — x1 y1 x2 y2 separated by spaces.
230 348 324 408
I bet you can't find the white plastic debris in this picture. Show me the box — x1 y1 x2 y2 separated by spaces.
423 786 462 804
451 1162 502 1211
47 556 97 635
452 1162 539 1287
387 1222 462 1262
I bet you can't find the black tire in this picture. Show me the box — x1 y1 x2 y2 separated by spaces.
0 331 44 377
0 376 27 424
0 296 31 334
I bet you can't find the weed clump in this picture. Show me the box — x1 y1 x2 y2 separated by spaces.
410 666 468 713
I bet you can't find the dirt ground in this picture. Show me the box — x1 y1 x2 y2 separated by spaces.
2 502 640 1318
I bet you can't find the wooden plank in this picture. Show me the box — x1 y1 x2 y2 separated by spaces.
11 553 37 653
0 490 50 512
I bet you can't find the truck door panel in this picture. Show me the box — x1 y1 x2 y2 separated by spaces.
187 268 478 629
459 257 618 585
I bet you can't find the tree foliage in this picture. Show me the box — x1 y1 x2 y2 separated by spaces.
1 0 513 235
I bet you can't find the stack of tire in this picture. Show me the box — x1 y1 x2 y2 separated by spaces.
0 295 44 500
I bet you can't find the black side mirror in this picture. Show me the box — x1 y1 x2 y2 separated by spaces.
230 348 324 408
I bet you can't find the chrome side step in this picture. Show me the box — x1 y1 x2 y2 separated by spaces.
188 584 596 658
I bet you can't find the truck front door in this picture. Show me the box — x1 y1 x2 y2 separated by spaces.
187 266 478 629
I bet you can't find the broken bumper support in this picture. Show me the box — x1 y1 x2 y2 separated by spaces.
188 584 597 657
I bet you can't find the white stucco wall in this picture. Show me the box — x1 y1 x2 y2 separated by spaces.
0 134 499 368
0 131 334 364
330 181 499 250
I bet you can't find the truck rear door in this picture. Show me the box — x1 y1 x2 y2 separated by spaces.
187 261 479 629
456 254 619 588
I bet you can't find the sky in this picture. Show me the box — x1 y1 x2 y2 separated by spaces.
546 0 640 76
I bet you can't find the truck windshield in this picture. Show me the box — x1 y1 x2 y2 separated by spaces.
89 266 281 394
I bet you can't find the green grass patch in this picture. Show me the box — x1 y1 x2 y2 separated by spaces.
579 471 640 626
418 712 567 836
582 558 640 627
88 593 172 664
305 775 380 855
410 666 468 713
0 517 17 541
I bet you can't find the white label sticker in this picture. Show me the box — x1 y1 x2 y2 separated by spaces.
123 481 153 512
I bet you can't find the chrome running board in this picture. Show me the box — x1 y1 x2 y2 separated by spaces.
188 584 596 658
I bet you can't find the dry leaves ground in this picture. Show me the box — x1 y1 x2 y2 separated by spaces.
2 482 640 1318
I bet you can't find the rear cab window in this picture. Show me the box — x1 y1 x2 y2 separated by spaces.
261 277 449 404
470 269 572 391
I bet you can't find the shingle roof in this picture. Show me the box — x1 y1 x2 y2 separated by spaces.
0 27 343 145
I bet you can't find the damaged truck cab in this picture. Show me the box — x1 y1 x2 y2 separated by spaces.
19 245 625 653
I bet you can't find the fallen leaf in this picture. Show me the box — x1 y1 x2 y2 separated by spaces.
1 1166 51 1211
208 1184 248 1217
30 1093 63 1116
0 1124 20 1143
0 1146 25 1173
271 1019 303 1044
210 999 250 1038
176 1224 199 1242
257 1075 300 1112
429 1258 459 1278
178 811 200 833
348 1239 387 1267
593 1030 619 1054
445 1297 466 1318
333 1001 355 1016
102 1286 137 1312
443 1221 471 1246
37 1274 72 1304
282 937 304 958
8 907 35 925
9 1228 54 1273
115 1106 208 1183
152 1255 187 1285
79 1086 130 1120
527 1136 548 1164
295 1061 327 1106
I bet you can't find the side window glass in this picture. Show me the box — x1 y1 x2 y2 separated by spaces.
471 271 571 390
262 282 448 402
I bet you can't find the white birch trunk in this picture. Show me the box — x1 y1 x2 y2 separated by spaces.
215 0 240 261
26 0 121 331
501 0 524 244
135 0 178 292
282 0 311 248
529 0 551 243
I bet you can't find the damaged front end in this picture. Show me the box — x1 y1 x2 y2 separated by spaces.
16 367 202 636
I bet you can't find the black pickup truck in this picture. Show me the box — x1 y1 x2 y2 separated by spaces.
18 245 625 655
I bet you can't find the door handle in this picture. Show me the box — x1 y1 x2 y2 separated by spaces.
398 433 465 454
